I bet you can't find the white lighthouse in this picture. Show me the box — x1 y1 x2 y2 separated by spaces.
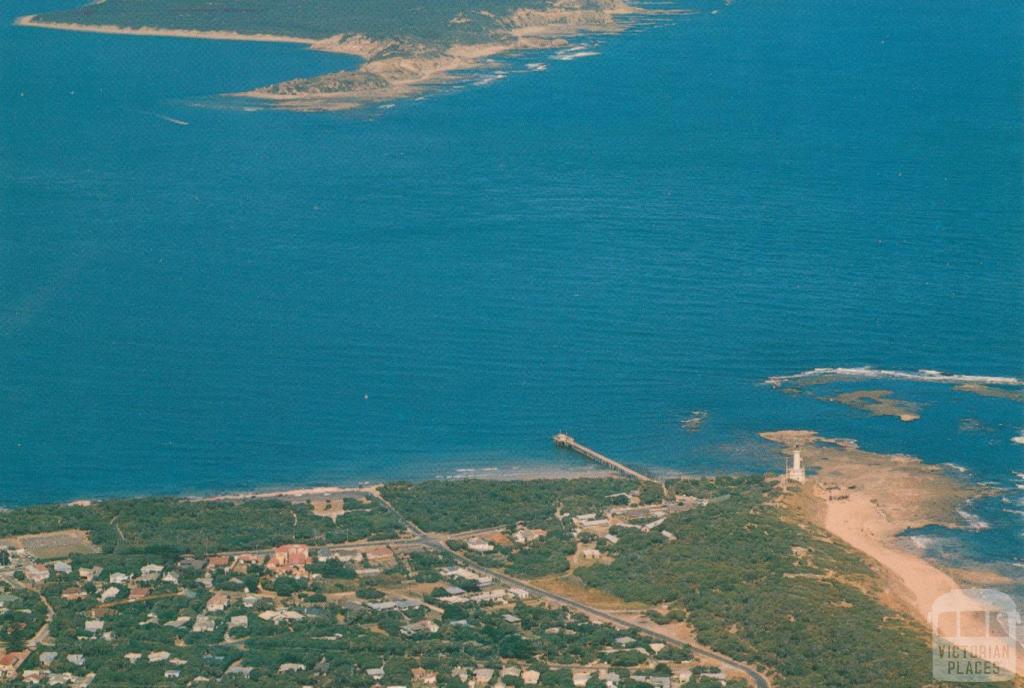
786 448 806 484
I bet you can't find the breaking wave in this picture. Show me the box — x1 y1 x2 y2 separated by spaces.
765 366 1023 387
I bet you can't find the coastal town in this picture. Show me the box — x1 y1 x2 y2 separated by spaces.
0 479 756 688
0 439 1016 688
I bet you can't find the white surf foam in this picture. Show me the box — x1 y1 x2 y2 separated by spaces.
765 366 1023 388
957 509 990 531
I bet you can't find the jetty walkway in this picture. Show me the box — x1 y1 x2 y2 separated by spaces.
552 433 655 483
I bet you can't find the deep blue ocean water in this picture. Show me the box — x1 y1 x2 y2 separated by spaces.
2 1 1022 575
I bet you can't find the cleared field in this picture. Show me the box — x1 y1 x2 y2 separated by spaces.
17 529 100 559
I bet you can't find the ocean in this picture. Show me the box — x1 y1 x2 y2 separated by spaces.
2 1 1022 577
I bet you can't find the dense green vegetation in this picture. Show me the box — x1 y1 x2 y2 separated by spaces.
1 476 979 687
381 479 635 531
35 0 560 44
0 584 47 651
575 476 944 688
0 496 405 556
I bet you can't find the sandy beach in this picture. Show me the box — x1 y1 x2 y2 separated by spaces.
14 15 316 46
762 430 1022 678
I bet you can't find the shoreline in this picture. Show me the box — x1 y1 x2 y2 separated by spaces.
0 463 632 509
762 429 1022 677
14 15 318 46
13 0 654 112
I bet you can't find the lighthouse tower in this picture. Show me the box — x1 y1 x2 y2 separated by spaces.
786 448 806 484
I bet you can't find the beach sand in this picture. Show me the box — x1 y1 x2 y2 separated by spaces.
762 430 1022 678
14 15 315 45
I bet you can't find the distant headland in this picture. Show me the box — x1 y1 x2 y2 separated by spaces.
14 0 701 110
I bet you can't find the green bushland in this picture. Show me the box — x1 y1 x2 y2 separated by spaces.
380 478 636 531
574 476 946 688
0 496 405 556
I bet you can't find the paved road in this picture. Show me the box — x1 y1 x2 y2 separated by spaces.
0 572 54 650
372 494 771 688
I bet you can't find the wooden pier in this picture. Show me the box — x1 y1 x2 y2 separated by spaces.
552 433 655 483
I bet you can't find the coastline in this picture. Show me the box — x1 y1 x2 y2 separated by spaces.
0 463 624 509
762 429 1022 677
14 0 652 112
14 15 317 46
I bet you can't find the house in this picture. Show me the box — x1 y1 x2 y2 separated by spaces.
53 561 73 575
228 615 248 629
474 668 495 685
512 527 546 545
206 592 229 612
24 564 50 584
242 594 260 608
39 652 57 667
78 566 102 581
631 677 670 688
148 651 171 663
0 651 29 680
268 544 310 572
165 616 191 629
394 599 421 610
660 530 677 542
140 564 164 580
412 668 438 686
206 555 230 569
522 670 540 685
572 671 592 687
177 556 206 571
164 670 181 679
466 537 494 553
225 664 254 678
400 620 439 636
367 601 397 611
192 615 215 633
316 548 333 562
108 572 129 585
354 567 383 577
580 547 602 559
162 571 180 585
604 533 619 544
129 587 150 601
600 670 621 688
442 585 466 596
501 614 520 623
124 653 142 664
67 654 86 667
84 619 104 634
257 609 304 624
99 586 121 602
278 663 306 673
61 587 87 601
367 667 386 680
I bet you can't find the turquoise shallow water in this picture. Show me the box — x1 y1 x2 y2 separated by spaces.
1 1 1022 573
